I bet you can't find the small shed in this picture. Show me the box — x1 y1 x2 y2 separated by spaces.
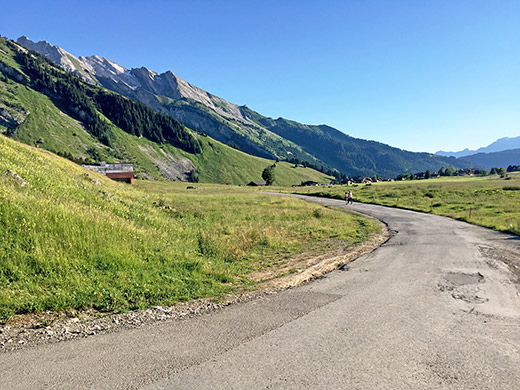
247 180 267 187
82 162 135 184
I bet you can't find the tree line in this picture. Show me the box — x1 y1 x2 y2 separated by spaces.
395 165 519 182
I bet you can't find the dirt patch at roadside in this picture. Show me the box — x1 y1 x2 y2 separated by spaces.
252 221 388 289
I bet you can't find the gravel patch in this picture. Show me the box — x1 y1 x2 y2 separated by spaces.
0 290 281 353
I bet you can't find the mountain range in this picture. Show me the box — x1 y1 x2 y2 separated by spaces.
435 136 520 169
455 148 520 170
14 35 468 178
0 36 333 185
435 136 520 158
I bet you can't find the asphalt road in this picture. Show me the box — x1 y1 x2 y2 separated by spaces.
2 196 520 389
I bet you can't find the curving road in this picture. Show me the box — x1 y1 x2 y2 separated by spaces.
2 196 520 389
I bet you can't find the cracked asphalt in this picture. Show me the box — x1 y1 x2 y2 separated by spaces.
1 196 519 389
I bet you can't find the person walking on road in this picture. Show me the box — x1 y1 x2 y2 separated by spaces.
346 190 353 205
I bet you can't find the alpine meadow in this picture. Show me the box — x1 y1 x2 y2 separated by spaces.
0 134 380 321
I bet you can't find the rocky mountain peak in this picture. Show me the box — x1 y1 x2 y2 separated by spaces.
133 66 158 79
16 36 98 84
18 36 71 69
78 55 139 89
15 36 249 121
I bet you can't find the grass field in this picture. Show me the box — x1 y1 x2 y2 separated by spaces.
0 134 378 322
284 174 520 235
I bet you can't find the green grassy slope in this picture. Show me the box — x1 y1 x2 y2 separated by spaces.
287 174 520 235
0 134 378 321
0 75 181 180
0 75 331 185
183 135 332 185
1 80 101 158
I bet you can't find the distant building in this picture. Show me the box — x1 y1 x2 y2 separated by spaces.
247 181 267 186
82 162 135 184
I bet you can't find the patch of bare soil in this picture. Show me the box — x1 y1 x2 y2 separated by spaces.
252 223 388 289
1 222 388 353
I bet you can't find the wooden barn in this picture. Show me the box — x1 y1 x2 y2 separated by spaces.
82 162 135 184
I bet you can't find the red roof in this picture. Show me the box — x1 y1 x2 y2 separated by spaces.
106 172 135 180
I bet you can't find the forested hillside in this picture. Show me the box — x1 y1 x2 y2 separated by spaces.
239 106 467 178
457 148 520 170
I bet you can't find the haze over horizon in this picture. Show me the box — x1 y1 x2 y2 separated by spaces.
2 0 518 154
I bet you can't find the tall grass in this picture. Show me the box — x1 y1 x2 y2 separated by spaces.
0 135 378 321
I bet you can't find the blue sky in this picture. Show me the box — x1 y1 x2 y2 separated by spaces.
2 0 519 153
